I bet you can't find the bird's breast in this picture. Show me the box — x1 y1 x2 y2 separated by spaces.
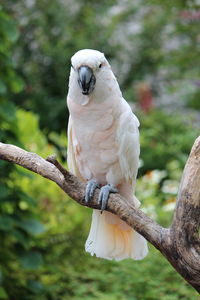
67 97 120 183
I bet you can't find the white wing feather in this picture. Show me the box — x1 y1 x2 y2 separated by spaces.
67 116 83 180
117 99 140 188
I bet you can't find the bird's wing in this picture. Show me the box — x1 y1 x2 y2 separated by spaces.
67 116 83 180
116 99 140 189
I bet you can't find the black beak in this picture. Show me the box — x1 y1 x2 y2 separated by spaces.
78 66 96 95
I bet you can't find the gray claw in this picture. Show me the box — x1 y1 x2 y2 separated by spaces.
85 179 100 203
98 184 118 212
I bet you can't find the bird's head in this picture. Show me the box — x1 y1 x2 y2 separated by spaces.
71 49 107 96
68 49 121 105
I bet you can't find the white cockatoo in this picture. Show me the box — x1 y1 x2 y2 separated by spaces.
67 49 148 261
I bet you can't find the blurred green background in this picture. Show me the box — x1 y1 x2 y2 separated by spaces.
0 0 200 299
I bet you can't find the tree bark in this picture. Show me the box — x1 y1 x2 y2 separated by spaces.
0 138 199 293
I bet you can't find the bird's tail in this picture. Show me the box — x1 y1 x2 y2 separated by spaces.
85 210 148 261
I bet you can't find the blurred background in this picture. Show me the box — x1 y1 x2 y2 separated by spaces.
0 0 200 299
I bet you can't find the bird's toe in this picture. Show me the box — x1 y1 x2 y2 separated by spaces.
98 184 118 212
85 179 100 203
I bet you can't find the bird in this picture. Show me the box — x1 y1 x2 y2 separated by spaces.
67 49 148 261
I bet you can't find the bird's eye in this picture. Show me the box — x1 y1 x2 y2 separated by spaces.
99 63 102 68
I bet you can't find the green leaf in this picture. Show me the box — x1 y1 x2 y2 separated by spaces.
0 287 8 299
27 280 44 294
17 219 45 235
19 251 43 270
0 12 19 43
0 184 10 199
0 216 14 231
0 80 7 94
9 75 24 93
0 269 2 284
0 100 16 123
11 230 29 247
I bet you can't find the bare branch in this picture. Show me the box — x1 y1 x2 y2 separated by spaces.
172 136 200 237
0 142 163 249
177 136 200 207
0 139 200 293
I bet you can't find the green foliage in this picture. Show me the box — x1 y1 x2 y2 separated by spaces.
4 0 119 133
0 7 47 299
29 241 198 300
0 1 200 299
3 0 200 135
139 110 198 173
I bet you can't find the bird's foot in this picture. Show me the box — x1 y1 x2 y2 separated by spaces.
85 181 118 212
85 179 100 203
98 184 118 212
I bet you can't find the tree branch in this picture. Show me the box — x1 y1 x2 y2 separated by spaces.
0 142 163 248
172 136 200 239
0 139 200 293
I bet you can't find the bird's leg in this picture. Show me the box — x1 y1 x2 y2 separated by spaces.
85 179 100 203
98 184 118 212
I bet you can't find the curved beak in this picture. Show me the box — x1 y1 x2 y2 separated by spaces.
78 66 96 95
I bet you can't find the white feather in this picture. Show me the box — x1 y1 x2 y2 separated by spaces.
67 49 148 261
116 98 140 188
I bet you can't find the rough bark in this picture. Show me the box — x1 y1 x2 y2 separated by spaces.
0 138 199 293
